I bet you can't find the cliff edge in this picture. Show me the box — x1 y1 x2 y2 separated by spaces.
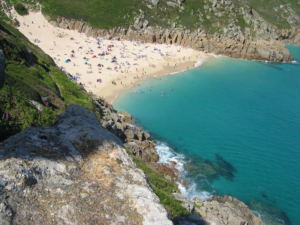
0 104 172 225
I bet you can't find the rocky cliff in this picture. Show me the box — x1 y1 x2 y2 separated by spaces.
44 0 300 62
48 15 292 62
93 97 160 163
0 104 172 224
193 195 264 225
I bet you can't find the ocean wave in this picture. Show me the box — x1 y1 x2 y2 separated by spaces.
207 53 227 58
155 140 213 201
291 60 299 64
194 59 206 67
208 53 221 58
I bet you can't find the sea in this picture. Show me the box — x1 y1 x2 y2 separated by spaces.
113 45 300 225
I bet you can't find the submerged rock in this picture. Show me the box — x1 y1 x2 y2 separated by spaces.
248 200 292 225
0 104 172 224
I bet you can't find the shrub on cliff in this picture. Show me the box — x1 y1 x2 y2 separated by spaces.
0 86 55 141
0 20 96 141
14 3 28 16
126 149 190 218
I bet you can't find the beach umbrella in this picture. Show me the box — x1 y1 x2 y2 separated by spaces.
84 62 88 65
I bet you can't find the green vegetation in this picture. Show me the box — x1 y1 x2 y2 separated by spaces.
126 149 190 218
14 2 28 15
39 0 138 29
0 86 55 141
249 0 300 29
0 18 97 141
2 0 300 33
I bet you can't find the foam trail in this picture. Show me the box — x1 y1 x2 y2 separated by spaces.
194 59 206 67
155 141 213 200
207 53 225 58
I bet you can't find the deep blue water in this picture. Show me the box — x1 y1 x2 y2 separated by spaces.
114 45 300 225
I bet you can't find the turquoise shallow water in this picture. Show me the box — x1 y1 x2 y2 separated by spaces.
114 45 300 225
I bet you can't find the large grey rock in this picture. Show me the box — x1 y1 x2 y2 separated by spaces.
0 45 5 89
0 105 172 225
193 195 264 225
173 193 195 213
167 1 179 7
29 100 44 112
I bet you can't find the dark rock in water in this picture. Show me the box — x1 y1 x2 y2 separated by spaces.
0 104 172 224
193 195 264 225
249 200 292 225
183 154 237 183
0 45 5 89
215 154 237 181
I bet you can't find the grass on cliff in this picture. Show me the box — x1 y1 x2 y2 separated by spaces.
0 19 97 141
126 149 190 218
250 0 300 29
0 86 55 141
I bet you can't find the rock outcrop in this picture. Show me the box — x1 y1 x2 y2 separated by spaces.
172 193 195 213
0 45 5 89
45 4 295 63
0 104 172 224
93 97 160 163
193 195 264 225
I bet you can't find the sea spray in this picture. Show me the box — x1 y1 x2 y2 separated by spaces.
155 140 213 200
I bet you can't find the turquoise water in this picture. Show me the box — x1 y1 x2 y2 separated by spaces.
113 45 300 225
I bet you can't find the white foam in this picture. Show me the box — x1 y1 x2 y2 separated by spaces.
252 210 263 220
194 59 206 67
178 181 213 201
155 140 214 201
207 53 226 58
291 60 299 64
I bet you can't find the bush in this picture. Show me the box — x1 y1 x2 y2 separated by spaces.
0 86 56 141
14 3 28 16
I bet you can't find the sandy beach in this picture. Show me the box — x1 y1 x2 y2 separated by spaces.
13 11 209 103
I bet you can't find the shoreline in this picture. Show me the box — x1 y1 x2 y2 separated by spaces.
13 10 210 104
107 58 211 104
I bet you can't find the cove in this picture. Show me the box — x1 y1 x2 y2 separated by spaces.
113 45 300 225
